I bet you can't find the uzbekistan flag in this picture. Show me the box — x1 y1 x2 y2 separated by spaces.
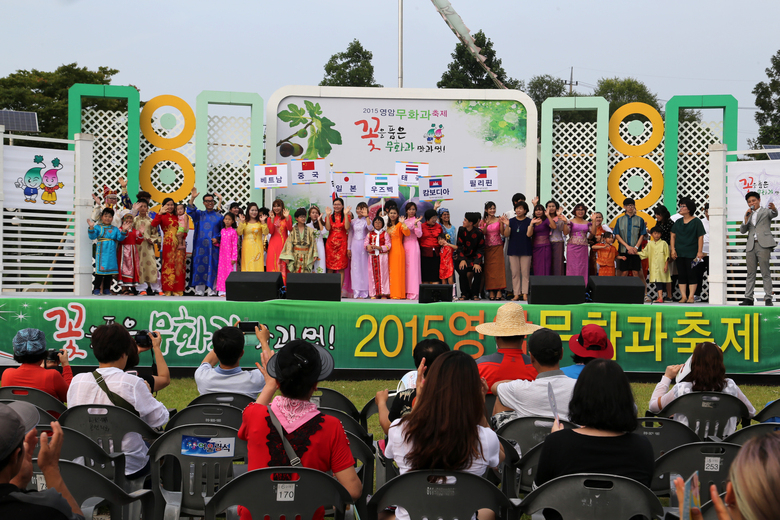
301 161 315 171
474 169 488 179
429 178 443 188
265 166 277 176
375 176 388 186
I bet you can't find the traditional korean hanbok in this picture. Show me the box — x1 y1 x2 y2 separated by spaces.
365 227 391 298
187 206 222 291
280 225 319 273
89 224 127 275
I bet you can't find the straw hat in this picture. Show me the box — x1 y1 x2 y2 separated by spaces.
475 303 541 337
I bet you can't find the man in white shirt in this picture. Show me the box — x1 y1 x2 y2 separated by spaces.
194 325 268 398
67 324 169 478
490 328 576 430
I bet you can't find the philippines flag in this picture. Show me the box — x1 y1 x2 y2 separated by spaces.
302 161 315 171
265 166 277 176
405 164 419 174
474 169 488 179
429 178 443 188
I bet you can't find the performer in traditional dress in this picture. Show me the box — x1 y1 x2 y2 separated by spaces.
479 201 506 300
528 203 556 276
267 198 292 284
349 202 371 298
215 212 238 296
187 188 222 296
387 207 408 299
564 203 591 285
401 202 422 299
307 206 328 273
117 213 144 295
438 206 458 290
237 202 268 272
133 198 161 296
151 198 187 296
280 208 319 273
325 197 351 287
592 233 621 276
547 200 566 276
420 208 444 284
366 215 391 298
88 208 130 296
91 178 132 227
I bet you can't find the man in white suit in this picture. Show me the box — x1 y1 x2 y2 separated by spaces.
740 191 777 306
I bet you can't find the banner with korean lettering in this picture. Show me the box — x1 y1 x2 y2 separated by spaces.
332 172 363 198
419 175 454 201
726 160 780 221
395 161 429 187
463 166 498 193
365 174 399 199
254 164 288 189
290 158 328 185
1 298 777 374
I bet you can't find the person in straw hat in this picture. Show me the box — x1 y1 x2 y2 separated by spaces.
475 302 541 393
562 324 614 379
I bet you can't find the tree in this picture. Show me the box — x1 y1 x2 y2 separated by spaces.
749 49 780 150
593 76 700 123
437 30 523 90
0 63 130 143
319 39 382 87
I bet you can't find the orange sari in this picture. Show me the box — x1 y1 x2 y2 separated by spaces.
387 223 409 299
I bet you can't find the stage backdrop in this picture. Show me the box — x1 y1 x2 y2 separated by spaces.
0 299 776 374
727 159 780 221
266 87 537 222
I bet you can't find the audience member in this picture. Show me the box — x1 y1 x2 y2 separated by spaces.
0 402 83 519
475 303 540 392
125 331 170 392
562 324 614 379
649 341 755 435
194 325 268 398
1 328 72 403
67 324 169 478
490 328 576 430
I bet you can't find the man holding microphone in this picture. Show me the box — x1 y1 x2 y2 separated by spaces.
740 191 777 306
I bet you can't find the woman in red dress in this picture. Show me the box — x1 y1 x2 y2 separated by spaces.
151 198 186 296
266 198 292 284
325 197 351 287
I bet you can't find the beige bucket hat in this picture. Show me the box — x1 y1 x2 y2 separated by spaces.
475 303 542 337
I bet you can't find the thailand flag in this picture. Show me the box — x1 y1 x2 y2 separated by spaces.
302 161 315 171
265 166 277 176
474 169 488 179
429 178 443 188
405 164 419 174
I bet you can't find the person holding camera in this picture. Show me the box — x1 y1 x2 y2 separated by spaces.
194 324 269 398
1 329 72 404
126 330 171 393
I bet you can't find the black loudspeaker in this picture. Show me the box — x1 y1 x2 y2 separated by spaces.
286 273 342 301
588 276 645 304
528 276 586 304
419 284 454 303
225 272 283 302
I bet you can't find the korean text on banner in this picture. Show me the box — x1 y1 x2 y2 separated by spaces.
419 175 454 201
291 158 328 185
332 172 364 198
365 173 398 198
254 164 289 189
726 160 780 221
463 166 498 193
3 145 76 209
395 161 429 187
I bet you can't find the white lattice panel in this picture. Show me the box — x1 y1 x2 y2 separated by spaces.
206 115 252 207
81 109 129 197
550 122 598 214
678 121 721 218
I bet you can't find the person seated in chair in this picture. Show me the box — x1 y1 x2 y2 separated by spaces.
1 328 72 403
195 325 268 399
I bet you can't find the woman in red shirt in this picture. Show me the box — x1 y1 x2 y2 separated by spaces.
1 328 72 404
419 209 444 284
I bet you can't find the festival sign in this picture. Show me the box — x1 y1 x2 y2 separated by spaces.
463 166 498 193
181 435 236 458
332 172 363 198
419 175 454 201
726 160 780 221
364 173 398 198
3 145 76 208
290 158 328 185
395 161 429 186
0 298 776 375
254 163 289 189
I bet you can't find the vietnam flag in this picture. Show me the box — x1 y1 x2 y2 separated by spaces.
265 166 277 176
301 161 315 171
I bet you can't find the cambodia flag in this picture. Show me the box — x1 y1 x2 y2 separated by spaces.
265 166 277 176
302 161 315 171
474 169 488 179
429 178 443 188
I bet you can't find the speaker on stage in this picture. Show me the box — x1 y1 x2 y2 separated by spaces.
226 272 283 302
286 273 341 302
419 284 454 303
588 276 645 304
528 276 586 305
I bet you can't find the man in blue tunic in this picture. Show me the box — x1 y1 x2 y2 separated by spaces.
188 188 222 296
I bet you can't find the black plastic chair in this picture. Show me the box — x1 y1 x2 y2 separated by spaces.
345 431 375 520
485 393 497 422
319 407 373 446
650 442 741 496
519 473 664 520
654 392 750 441
516 441 544 493
700 492 728 520
0 386 66 416
754 399 780 423
188 392 254 409
376 441 400 490
366 469 518 520
312 387 361 422
359 393 397 431
723 422 780 445
0 399 57 424
636 417 702 459
496 415 578 456
204 466 354 520
164 403 243 431
484 434 521 498
148 424 248 520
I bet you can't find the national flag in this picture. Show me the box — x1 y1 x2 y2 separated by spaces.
429 178 443 188
265 166 277 176
474 169 487 179
405 164 419 174
301 161 315 171
375 176 388 186
344 176 350 182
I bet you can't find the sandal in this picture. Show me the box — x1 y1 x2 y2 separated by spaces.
511 296 520 301
458 296 468 301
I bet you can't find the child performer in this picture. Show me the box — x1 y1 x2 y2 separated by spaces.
280 208 319 273
117 213 145 295
88 208 131 296
175 203 189 251
592 232 624 277
639 226 672 303
365 215 391 298
214 212 238 297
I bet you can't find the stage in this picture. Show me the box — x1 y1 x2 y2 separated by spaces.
0 293 777 374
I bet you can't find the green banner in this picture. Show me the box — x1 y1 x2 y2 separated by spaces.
0 298 776 373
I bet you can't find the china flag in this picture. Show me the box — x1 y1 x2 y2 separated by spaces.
301 161 315 171
265 166 277 176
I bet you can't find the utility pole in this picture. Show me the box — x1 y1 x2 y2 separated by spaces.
398 0 403 88
565 67 578 94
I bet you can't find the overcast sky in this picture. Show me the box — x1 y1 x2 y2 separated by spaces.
5 0 778 147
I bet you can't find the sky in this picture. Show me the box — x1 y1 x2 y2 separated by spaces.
4 0 779 148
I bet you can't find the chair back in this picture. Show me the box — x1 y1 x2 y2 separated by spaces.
516 442 544 493
204 466 353 520
724 423 780 445
658 392 750 441
360 394 396 430
700 492 727 520
636 417 702 459
59 404 162 456
165 403 243 431
519 473 664 520
651 442 741 496
496 415 578 455
0 386 66 416
312 387 361 422
0 399 56 424
754 399 780 423
188 392 254 409
483 435 520 498
346 431 375 520
367 470 516 520
485 394 497 422
319 407 373 445
148 424 248 517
